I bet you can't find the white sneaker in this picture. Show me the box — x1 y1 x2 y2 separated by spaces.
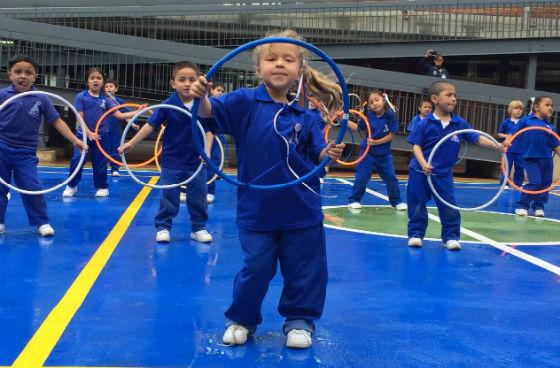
37 224 54 237
156 229 170 243
407 237 422 247
395 203 408 211
62 185 77 198
286 329 312 349
444 240 461 251
515 208 528 216
191 229 212 243
348 202 362 209
112 171 120 177
223 324 249 345
6 192 10 200
95 188 109 197
534 209 545 217
0 224 4 234
207 194 215 203
179 192 187 203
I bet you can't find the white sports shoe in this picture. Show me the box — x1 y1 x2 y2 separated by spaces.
95 188 109 197
112 171 120 177
179 192 187 203
37 224 55 237
62 185 77 198
6 192 10 200
0 224 4 234
207 194 215 203
348 202 362 209
515 208 528 216
534 209 545 217
156 229 170 243
395 203 408 211
444 240 461 251
223 324 249 345
407 237 422 247
286 329 312 349
191 229 212 243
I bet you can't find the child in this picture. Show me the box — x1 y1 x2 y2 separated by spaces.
514 96 559 217
120 61 212 244
190 30 344 349
63 68 143 198
104 78 136 177
497 100 525 189
407 98 432 133
347 90 407 211
407 81 503 250
206 83 226 204
0 55 86 236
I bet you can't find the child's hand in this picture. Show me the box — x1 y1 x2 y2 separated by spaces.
86 130 99 141
132 123 140 131
74 139 88 153
326 142 345 160
190 76 212 99
422 162 432 176
366 138 377 146
118 142 133 155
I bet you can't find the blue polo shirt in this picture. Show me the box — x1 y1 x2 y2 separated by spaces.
209 84 326 231
0 85 60 149
358 109 398 156
407 113 479 176
407 114 422 133
516 114 560 159
105 95 129 133
147 92 208 171
497 117 522 153
74 90 116 135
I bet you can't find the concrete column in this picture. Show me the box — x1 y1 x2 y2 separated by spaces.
525 55 537 90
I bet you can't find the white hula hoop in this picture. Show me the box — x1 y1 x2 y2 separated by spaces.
426 129 509 211
207 135 225 185
0 90 88 195
121 103 208 189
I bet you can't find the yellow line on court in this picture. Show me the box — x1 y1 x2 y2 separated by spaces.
11 177 158 368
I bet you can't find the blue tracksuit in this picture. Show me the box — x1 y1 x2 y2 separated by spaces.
105 95 129 172
0 85 60 226
407 114 422 133
515 114 560 211
206 134 225 196
407 113 479 242
67 90 117 190
209 84 327 334
348 109 403 206
497 117 525 187
147 93 208 232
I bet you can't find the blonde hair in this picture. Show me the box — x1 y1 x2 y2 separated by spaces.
252 29 342 116
508 100 524 115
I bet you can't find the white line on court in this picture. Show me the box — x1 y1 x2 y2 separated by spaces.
336 178 560 276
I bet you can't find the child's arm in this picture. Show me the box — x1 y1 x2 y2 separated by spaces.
190 76 213 118
413 144 432 175
367 132 395 146
205 131 214 157
319 142 345 161
112 104 148 120
77 111 99 141
52 118 88 152
347 120 359 131
555 146 560 156
118 123 155 154
477 135 506 151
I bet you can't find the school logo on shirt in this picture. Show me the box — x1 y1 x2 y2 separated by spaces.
451 135 460 143
28 101 41 118
289 123 302 145
383 124 389 132
100 100 106 109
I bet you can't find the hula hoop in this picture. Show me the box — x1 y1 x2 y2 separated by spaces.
455 142 468 166
153 126 165 172
121 104 208 189
349 93 362 109
323 109 371 166
427 129 509 211
190 36 349 190
502 126 560 194
95 103 162 168
0 91 87 195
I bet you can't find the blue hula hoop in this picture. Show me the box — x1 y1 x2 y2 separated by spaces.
191 36 349 190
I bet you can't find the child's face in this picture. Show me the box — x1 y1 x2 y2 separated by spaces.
105 83 118 95
419 102 432 117
211 86 225 97
170 67 198 101
257 44 302 94
87 72 104 93
510 106 523 119
431 85 456 114
9 61 37 93
534 98 554 119
367 93 385 114
434 56 444 68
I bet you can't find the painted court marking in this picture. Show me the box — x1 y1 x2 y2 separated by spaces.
336 178 560 276
11 177 158 368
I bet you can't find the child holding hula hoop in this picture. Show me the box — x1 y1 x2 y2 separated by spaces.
406 81 503 251
190 30 344 349
0 56 86 236
120 61 212 244
514 96 560 217
205 83 227 204
497 100 525 190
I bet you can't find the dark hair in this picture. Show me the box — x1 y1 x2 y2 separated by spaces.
171 61 201 79
8 55 38 73
105 78 119 88
528 95 553 114
419 98 432 108
211 82 225 90
429 81 454 97
368 89 384 98
85 67 106 82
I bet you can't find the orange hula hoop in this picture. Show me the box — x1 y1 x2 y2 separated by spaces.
94 103 162 168
154 126 165 172
323 109 372 166
501 126 560 194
